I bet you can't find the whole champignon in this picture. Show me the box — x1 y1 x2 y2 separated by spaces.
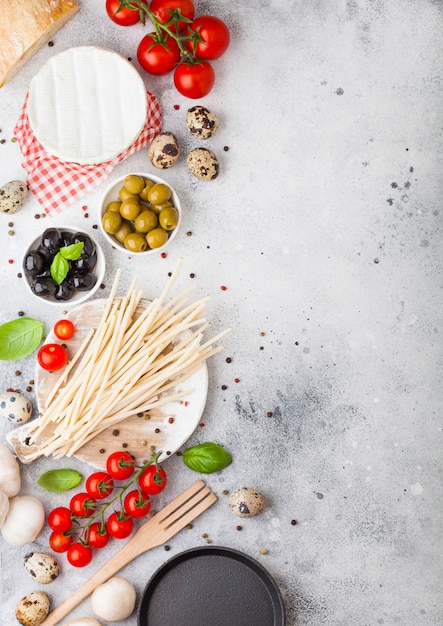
229 487 266 518
148 132 180 169
186 147 219 181
91 576 136 622
186 106 219 139
61 619 103 626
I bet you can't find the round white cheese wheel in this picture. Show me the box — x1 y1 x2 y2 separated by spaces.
27 46 148 165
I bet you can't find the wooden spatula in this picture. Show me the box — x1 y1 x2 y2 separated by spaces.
39 480 217 626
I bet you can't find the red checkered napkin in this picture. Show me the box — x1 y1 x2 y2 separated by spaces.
14 92 162 216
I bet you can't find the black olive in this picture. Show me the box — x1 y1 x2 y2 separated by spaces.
40 228 63 253
61 231 74 246
54 281 74 301
68 271 97 291
36 245 53 266
72 233 95 257
23 250 46 277
31 276 56 298
74 249 97 272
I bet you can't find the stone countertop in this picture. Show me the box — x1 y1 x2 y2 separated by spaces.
0 1 442 625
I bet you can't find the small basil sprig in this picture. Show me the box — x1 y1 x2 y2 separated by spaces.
37 468 83 492
0 317 44 361
50 242 84 285
182 442 232 474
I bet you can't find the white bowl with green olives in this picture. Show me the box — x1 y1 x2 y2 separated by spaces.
22 227 105 307
99 173 181 255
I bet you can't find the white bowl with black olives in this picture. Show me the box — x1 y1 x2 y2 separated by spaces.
99 173 181 256
22 227 105 307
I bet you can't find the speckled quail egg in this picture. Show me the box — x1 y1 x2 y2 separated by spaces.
229 487 266 518
24 552 60 584
186 147 219 181
15 591 50 626
186 106 219 139
0 180 28 213
148 132 180 169
0 391 32 424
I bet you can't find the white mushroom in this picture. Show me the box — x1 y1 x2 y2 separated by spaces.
62 619 103 626
0 443 21 497
91 576 136 622
1 495 45 545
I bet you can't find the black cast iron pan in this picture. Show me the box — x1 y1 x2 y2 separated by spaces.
138 545 285 626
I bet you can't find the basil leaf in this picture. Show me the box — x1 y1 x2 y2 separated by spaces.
50 251 70 285
0 317 44 361
37 469 83 492
182 442 232 474
60 242 84 261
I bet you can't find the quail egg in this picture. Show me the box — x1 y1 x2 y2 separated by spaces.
186 106 219 139
0 391 32 424
15 591 50 626
0 180 28 214
186 147 219 181
148 132 180 169
24 552 60 584
229 487 266 518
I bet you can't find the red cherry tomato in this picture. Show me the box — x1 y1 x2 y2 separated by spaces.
106 511 134 539
86 522 110 549
185 15 230 60
124 489 152 518
67 542 93 567
49 531 72 553
37 343 68 371
70 492 97 517
105 0 145 26
48 507 72 533
53 319 75 340
149 0 195 32
106 451 135 480
85 471 114 499
173 61 215 99
138 463 167 495
137 33 181 75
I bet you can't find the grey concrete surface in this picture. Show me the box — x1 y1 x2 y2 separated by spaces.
0 1 442 624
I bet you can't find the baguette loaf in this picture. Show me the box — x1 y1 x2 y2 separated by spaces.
0 0 80 88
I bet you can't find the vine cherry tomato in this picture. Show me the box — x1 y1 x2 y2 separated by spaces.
185 15 230 60
49 531 72 553
86 471 114 499
37 343 68 371
105 0 145 26
86 522 110 549
149 0 195 33
106 451 135 480
53 319 75 340
67 542 93 567
70 492 97 517
124 489 152 518
173 61 215 99
138 464 167 495
137 33 181 75
106 511 134 539
48 506 72 533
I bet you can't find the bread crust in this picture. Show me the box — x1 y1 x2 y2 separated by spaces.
0 0 80 87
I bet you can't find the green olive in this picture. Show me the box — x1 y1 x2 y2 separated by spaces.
134 209 159 233
114 220 133 244
107 200 122 212
146 227 169 249
119 186 139 202
124 232 148 253
147 183 172 205
120 198 141 221
159 207 179 231
124 174 145 195
139 179 155 201
102 211 122 234
150 200 173 215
